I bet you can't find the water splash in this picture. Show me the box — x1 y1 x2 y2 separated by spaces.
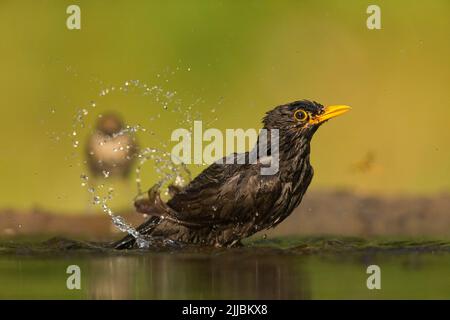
99 188 150 249
135 147 191 196
68 78 181 246
64 70 218 247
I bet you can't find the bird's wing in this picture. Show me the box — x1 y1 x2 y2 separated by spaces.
166 161 237 223
166 153 283 225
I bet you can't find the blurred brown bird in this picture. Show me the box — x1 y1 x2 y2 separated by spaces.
86 113 138 178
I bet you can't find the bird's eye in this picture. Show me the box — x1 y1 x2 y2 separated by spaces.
294 110 309 122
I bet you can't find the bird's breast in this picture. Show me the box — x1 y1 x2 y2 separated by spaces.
88 133 134 165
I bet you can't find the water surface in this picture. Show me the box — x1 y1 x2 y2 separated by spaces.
0 237 448 299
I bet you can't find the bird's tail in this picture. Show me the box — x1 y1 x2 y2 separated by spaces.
112 233 136 249
112 216 161 249
113 183 193 249
113 184 164 249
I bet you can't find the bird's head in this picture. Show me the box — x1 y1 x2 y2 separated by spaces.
263 100 350 140
96 112 124 136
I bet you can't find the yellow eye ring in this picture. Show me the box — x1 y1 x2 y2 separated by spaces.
294 110 309 122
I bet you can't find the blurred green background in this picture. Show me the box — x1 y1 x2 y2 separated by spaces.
0 0 449 213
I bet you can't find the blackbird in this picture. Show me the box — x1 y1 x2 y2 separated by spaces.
114 100 350 249
86 113 138 178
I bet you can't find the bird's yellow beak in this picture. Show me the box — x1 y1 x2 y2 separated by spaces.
312 105 351 124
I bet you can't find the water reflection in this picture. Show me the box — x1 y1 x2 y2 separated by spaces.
88 252 310 299
0 249 448 299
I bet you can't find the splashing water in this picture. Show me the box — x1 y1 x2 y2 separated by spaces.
135 147 191 196
99 188 150 249
63 71 218 247
55 62 229 248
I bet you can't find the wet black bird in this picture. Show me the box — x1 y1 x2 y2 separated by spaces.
115 100 350 249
